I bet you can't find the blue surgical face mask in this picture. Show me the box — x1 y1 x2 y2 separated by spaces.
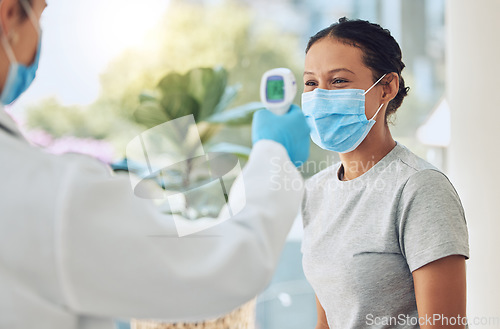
301 74 386 153
1 0 41 106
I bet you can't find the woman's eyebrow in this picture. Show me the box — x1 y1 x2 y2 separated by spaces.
328 68 356 75
303 68 356 76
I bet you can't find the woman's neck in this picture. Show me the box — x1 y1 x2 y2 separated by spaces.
339 125 396 181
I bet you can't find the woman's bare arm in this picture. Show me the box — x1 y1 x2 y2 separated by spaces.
412 255 467 329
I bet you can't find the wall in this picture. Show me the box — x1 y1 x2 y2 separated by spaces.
447 0 500 325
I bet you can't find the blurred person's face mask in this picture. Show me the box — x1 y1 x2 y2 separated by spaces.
0 0 41 105
301 74 386 153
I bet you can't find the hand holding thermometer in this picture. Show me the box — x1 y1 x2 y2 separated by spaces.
260 68 297 115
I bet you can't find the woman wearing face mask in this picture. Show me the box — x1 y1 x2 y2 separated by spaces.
0 0 312 328
301 18 469 329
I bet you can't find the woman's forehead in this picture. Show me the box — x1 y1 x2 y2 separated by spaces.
304 37 365 74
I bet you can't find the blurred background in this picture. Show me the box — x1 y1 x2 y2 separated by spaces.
5 0 498 328
8 0 448 172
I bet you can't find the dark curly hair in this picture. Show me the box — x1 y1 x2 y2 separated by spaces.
306 17 409 123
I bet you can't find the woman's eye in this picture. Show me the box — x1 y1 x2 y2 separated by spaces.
304 81 317 86
332 78 348 84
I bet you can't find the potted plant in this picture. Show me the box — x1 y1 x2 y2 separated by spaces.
116 66 262 329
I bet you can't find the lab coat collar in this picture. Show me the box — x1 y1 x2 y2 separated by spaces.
0 107 29 142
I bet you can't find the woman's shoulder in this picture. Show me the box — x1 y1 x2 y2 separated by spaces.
391 143 435 171
394 143 459 199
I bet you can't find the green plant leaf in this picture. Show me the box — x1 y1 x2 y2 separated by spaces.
213 84 240 114
160 92 200 121
208 142 252 158
186 67 228 121
138 90 160 104
205 102 264 126
133 101 170 129
157 72 188 93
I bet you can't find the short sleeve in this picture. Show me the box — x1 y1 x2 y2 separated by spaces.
397 169 469 272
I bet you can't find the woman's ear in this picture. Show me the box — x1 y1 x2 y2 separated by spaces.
0 0 21 37
381 72 399 103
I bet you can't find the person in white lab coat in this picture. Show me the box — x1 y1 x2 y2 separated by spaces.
0 0 311 328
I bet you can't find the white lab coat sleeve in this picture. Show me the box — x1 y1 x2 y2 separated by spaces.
55 140 304 322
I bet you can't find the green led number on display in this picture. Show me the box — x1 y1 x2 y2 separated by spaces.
266 79 285 101
260 68 297 115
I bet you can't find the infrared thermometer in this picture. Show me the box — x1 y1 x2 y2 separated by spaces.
260 68 297 115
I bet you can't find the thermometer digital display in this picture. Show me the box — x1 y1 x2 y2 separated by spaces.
266 76 285 102
260 68 297 115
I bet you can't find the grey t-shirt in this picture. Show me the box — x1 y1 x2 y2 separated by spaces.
301 143 469 329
